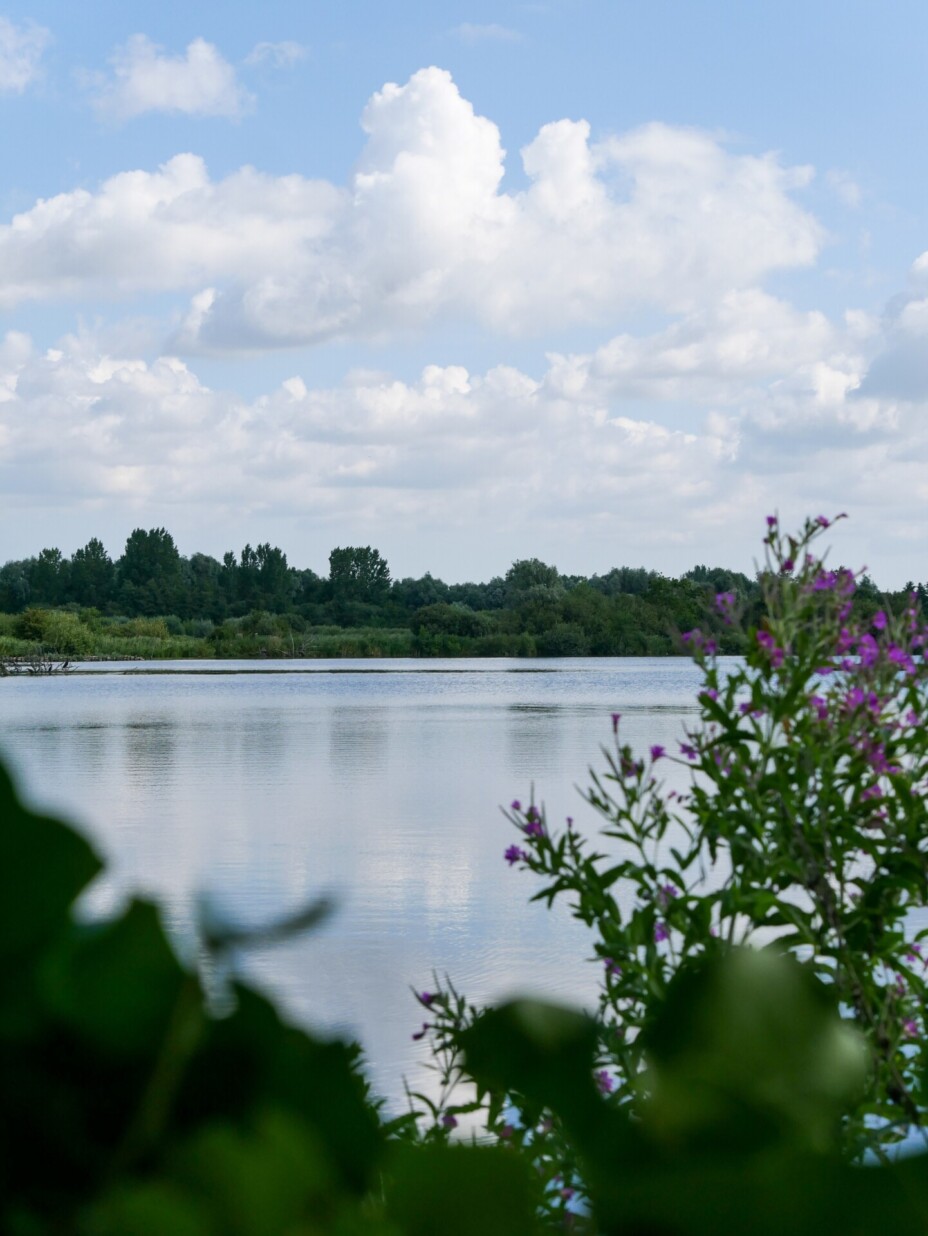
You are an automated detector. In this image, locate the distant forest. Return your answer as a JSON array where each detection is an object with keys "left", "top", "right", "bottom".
[{"left": 1, "top": 528, "right": 924, "bottom": 659}]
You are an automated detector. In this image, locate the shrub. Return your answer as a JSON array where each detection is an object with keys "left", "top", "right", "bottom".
[{"left": 416, "top": 515, "right": 928, "bottom": 1181}]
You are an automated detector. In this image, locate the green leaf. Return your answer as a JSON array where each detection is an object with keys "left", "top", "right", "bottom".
[
  {"left": 385, "top": 1144, "right": 542, "bottom": 1236},
  {"left": 460, "top": 999, "right": 598, "bottom": 1123},
  {"left": 0, "top": 763, "right": 101, "bottom": 962},
  {"left": 639, "top": 948, "right": 867, "bottom": 1156},
  {"left": 165, "top": 1109, "right": 337, "bottom": 1236},
  {"left": 178, "top": 984, "right": 382, "bottom": 1196},
  {"left": 39, "top": 899, "right": 188, "bottom": 1057},
  {"left": 80, "top": 1182, "right": 210, "bottom": 1236}
]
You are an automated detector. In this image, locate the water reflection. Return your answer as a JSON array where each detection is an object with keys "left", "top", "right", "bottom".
[{"left": 0, "top": 657, "right": 709, "bottom": 1106}]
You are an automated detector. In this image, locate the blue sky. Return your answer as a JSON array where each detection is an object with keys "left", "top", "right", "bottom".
[{"left": 0, "top": 1, "right": 926, "bottom": 584}]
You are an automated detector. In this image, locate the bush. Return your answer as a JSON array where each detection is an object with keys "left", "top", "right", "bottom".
[{"left": 416, "top": 514, "right": 928, "bottom": 1186}]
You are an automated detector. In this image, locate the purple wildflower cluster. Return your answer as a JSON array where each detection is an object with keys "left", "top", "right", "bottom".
[{"left": 681, "top": 628, "right": 718, "bottom": 657}]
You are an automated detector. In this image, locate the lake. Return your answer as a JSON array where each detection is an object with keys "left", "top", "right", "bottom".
[{"left": 0, "top": 656, "right": 707, "bottom": 1107}]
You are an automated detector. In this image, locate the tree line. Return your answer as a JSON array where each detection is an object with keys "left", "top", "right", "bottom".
[{"left": 0, "top": 527, "right": 923, "bottom": 657}]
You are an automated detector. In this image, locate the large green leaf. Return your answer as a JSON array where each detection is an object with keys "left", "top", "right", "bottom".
[
  {"left": 39, "top": 899, "right": 188, "bottom": 1056},
  {"left": 176, "top": 984, "right": 382, "bottom": 1196},
  {"left": 0, "top": 762, "right": 101, "bottom": 961},
  {"left": 386, "top": 1144, "right": 541, "bottom": 1236},
  {"left": 639, "top": 947, "right": 867, "bottom": 1155}
]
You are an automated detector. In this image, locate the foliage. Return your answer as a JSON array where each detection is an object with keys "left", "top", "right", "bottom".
[
  {"left": 6, "top": 750, "right": 928, "bottom": 1235},
  {"left": 329, "top": 545, "right": 392, "bottom": 604},
  {"left": 413, "top": 514, "right": 928, "bottom": 1190},
  {"left": 2, "top": 518, "right": 920, "bottom": 657},
  {"left": 6, "top": 514, "right": 928, "bottom": 1231}
]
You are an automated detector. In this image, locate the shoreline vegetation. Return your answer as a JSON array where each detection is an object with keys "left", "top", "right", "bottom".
[{"left": 1, "top": 527, "right": 924, "bottom": 662}]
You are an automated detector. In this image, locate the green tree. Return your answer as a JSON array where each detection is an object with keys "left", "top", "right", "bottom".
[
  {"left": 504, "top": 558, "right": 561, "bottom": 604},
  {"left": 328, "top": 546, "right": 391, "bottom": 602},
  {"left": 0, "top": 559, "right": 31, "bottom": 612},
  {"left": 69, "top": 539, "right": 115, "bottom": 609},
  {"left": 117, "top": 528, "right": 182, "bottom": 615},
  {"left": 29, "top": 548, "right": 69, "bottom": 606}
]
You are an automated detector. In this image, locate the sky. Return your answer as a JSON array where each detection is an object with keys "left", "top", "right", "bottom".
[{"left": 0, "top": 0, "right": 926, "bottom": 586}]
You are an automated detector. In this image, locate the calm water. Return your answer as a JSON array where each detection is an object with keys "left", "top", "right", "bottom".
[{"left": 0, "top": 656, "right": 706, "bottom": 1106}]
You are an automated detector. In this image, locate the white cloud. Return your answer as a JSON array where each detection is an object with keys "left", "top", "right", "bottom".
[
  {"left": 826, "top": 168, "right": 861, "bottom": 208},
  {"left": 92, "top": 35, "right": 251, "bottom": 120},
  {"left": 545, "top": 289, "right": 855, "bottom": 405},
  {"left": 0, "top": 323, "right": 923, "bottom": 583},
  {"left": 451, "top": 23, "right": 522, "bottom": 43},
  {"left": 0, "top": 16, "right": 49, "bottom": 93},
  {"left": 0, "top": 67, "right": 823, "bottom": 350},
  {"left": 0, "top": 154, "right": 343, "bottom": 306},
  {"left": 244, "top": 41, "right": 306, "bottom": 68}
]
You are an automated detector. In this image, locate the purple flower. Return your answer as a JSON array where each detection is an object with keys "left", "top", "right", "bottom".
[
  {"left": 611, "top": 712, "right": 621, "bottom": 733},
  {"left": 679, "top": 741, "right": 698, "bottom": 760},
  {"left": 656, "top": 883, "right": 679, "bottom": 910},
  {"left": 604, "top": 956, "right": 622, "bottom": 977},
  {"left": 412, "top": 1023, "right": 430, "bottom": 1041},
  {"left": 845, "top": 686, "right": 866, "bottom": 711},
  {"left": 441, "top": 1113, "right": 458, "bottom": 1129},
  {"left": 650, "top": 744, "right": 666, "bottom": 762},
  {"left": 713, "top": 592, "right": 736, "bottom": 624},
  {"left": 757, "top": 631, "right": 785, "bottom": 669},
  {"left": 872, "top": 611, "right": 887, "bottom": 631},
  {"left": 861, "top": 784, "right": 883, "bottom": 802},
  {"left": 812, "top": 570, "right": 837, "bottom": 592},
  {"left": 835, "top": 628, "right": 854, "bottom": 655},
  {"left": 858, "top": 634, "right": 879, "bottom": 667},
  {"left": 815, "top": 515, "right": 831, "bottom": 529},
  {"left": 906, "top": 709, "right": 920, "bottom": 728},
  {"left": 654, "top": 922, "right": 670, "bottom": 944},
  {"left": 781, "top": 558, "right": 795, "bottom": 574},
  {"left": 887, "top": 643, "right": 917, "bottom": 674},
  {"left": 504, "top": 844, "right": 527, "bottom": 866},
  {"left": 766, "top": 515, "right": 778, "bottom": 528},
  {"left": 595, "top": 1070, "right": 614, "bottom": 1095},
  {"left": 511, "top": 799, "right": 521, "bottom": 812},
  {"left": 560, "top": 1187, "right": 576, "bottom": 1200},
  {"left": 524, "top": 818, "right": 545, "bottom": 838},
  {"left": 701, "top": 687, "right": 719, "bottom": 703},
  {"left": 419, "top": 991, "right": 435, "bottom": 1006},
  {"left": 809, "top": 695, "right": 829, "bottom": 721},
  {"left": 904, "top": 1019, "right": 919, "bottom": 1038}
]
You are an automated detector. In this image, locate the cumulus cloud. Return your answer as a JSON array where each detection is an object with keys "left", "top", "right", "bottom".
[
  {"left": 0, "top": 67, "right": 822, "bottom": 349},
  {"left": 0, "top": 154, "right": 343, "bottom": 306},
  {"left": 92, "top": 35, "right": 251, "bottom": 120},
  {"left": 854, "top": 251, "right": 928, "bottom": 401},
  {"left": 244, "top": 41, "right": 306, "bottom": 68},
  {"left": 0, "top": 16, "right": 49, "bottom": 93},
  {"left": 0, "top": 324, "right": 923, "bottom": 582},
  {"left": 545, "top": 289, "right": 851, "bottom": 405}
]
